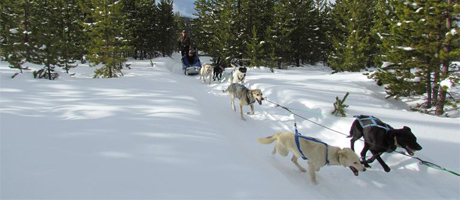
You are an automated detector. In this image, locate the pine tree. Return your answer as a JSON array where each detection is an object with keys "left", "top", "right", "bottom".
[
  {"left": 271, "top": 0, "right": 318, "bottom": 67},
  {"left": 58, "top": 0, "right": 85, "bottom": 73},
  {"left": 192, "top": 0, "right": 213, "bottom": 55},
  {"left": 374, "top": 0, "right": 459, "bottom": 115},
  {"left": 193, "top": 0, "right": 238, "bottom": 65},
  {"left": 80, "top": 0, "right": 131, "bottom": 78},
  {"left": 239, "top": 0, "right": 274, "bottom": 61},
  {"left": 122, "top": 0, "right": 158, "bottom": 59},
  {"left": 0, "top": 0, "right": 27, "bottom": 74},
  {"left": 312, "top": 0, "right": 333, "bottom": 65},
  {"left": 436, "top": 0, "right": 460, "bottom": 115},
  {"left": 31, "top": 0, "right": 65, "bottom": 80},
  {"left": 157, "top": 0, "right": 175, "bottom": 57},
  {"left": 376, "top": 0, "right": 426, "bottom": 98},
  {"left": 246, "top": 26, "right": 264, "bottom": 67},
  {"left": 329, "top": 0, "right": 376, "bottom": 72}
]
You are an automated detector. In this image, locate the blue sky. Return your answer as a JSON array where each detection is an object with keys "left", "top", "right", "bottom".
[{"left": 172, "top": 0, "right": 197, "bottom": 18}]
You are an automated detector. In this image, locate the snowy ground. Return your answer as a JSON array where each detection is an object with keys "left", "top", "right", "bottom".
[{"left": 1, "top": 53, "right": 459, "bottom": 199}]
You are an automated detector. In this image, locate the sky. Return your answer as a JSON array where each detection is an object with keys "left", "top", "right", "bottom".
[
  {"left": 173, "top": 0, "right": 197, "bottom": 18},
  {"left": 173, "top": 0, "right": 336, "bottom": 18}
]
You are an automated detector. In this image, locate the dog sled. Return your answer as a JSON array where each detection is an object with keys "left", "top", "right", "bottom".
[
  {"left": 182, "top": 62, "right": 201, "bottom": 75},
  {"left": 182, "top": 50, "right": 201, "bottom": 75}
]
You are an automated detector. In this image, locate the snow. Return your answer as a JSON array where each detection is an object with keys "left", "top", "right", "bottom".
[
  {"left": 398, "top": 46, "right": 415, "bottom": 51},
  {"left": 441, "top": 78, "right": 453, "bottom": 89},
  {"left": 9, "top": 29, "right": 18, "bottom": 34},
  {"left": 1, "top": 53, "right": 459, "bottom": 199}
]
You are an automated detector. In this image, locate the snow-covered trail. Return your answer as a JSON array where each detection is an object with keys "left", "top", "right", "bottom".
[
  {"left": 0, "top": 55, "right": 306, "bottom": 199},
  {"left": 1, "top": 54, "right": 459, "bottom": 199}
]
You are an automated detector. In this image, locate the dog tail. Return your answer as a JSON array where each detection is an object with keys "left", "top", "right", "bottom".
[{"left": 257, "top": 133, "right": 282, "bottom": 144}]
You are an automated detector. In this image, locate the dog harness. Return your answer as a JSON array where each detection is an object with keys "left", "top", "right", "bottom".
[
  {"left": 354, "top": 115, "right": 391, "bottom": 131},
  {"left": 294, "top": 124, "right": 329, "bottom": 166},
  {"left": 233, "top": 85, "right": 255, "bottom": 104}
]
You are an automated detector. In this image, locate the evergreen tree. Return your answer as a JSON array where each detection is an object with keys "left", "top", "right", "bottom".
[
  {"left": 192, "top": 0, "right": 213, "bottom": 55},
  {"left": 329, "top": 0, "right": 376, "bottom": 72},
  {"left": 436, "top": 0, "right": 460, "bottom": 115},
  {"left": 80, "top": 0, "right": 131, "bottom": 78},
  {"left": 312, "top": 0, "right": 333, "bottom": 65},
  {"left": 157, "top": 0, "right": 175, "bottom": 57},
  {"left": 193, "top": 0, "right": 238, "bottom": 65},
  {"left": 32, "top": 0, "right": 65, "bottom": 80},
  {"left": 246, "top": 26, "right": 264, "bottom": 67},
  {"left": 373, "top": 0, "right": 459, "bottom": 115},
  {"left": 121, "top": 0, "right": 158, "bottom": 60},
  {"left": 58, "top": 0, "right": 86, "bottom": 73},
  {"left": 0, "top": 0, "right": 27, "bottom": 73},
  {"left": 272, "top": 0, "right": 317, "bottom": 66},
  {"left": 371, "top": 0, "right": 395, "bottom": 67},
  {"left": 239, "top": 0, "right": 274, "bottom": 61}
]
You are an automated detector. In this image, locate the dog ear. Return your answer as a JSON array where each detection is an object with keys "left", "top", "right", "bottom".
[
  {"left": 338, "top": 149, "right": 348, "bottom": 167},
  {"left": 388, "top": 129, "right": 401, "bottom": 136},
  {"left": 403, "top": 126, "right": 411, "bottom": 131}
]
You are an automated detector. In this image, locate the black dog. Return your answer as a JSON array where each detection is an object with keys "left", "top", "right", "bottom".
[
  {"left": 348, "top": 115, "right": 422, "bottom": 172},
  {"left": 213, "top": 65, "right": 224, "bottom": 81}
]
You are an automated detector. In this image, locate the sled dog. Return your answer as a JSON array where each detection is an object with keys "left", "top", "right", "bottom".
[
  {"left": 230, "top": 63, "right": 247, "bottom": 84},
  {"left": 213, "top": 65, "right": 224, "bottom": 81},
  {"left": 222, "top": 83, "right": 263, "bottom": 121},
  {"left": 258, "top": 132, "right": 365, "bottom": 185},
  {"left": 348, "top": 115, "right": 422, "bottom": 172},
  {"left": 200, "top": 63, "right": 213, "bottom": 84}
]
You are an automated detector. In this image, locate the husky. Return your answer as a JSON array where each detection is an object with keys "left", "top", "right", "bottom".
[
  {"left": 222, "top": 83, "right": 263, "bottom": 121},
  {"left": 200, "top": 63, "right": 213, "bottom": 84},
  {"left": 258, "top": 132, "right": 365, "bottom": 185},
  {"left": 230, "top": 63, "right": 247, "bottom": 84}
]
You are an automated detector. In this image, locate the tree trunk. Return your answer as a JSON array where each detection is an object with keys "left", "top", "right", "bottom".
[
  {"left": 435, "top": 0, "right": 453, "bottom": 115},
  {"left": 425, "top": 66, "right": 432, "bottom": 108}
]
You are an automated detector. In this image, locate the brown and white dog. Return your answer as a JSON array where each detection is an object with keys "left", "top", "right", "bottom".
[
  {"left": 222, "top": 83, "right": 263, "bottom": 121},
  {"left": 258, "top": 132, "right": 365, "bottom": 185},
  {"left": 200, "top": 63, "right": 213, "bottom": 84}
]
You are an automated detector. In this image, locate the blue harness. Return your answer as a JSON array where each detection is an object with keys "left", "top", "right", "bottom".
[
  {"left": 354, "top": 115, "right": 391, "bottom": 131},
  {"left": 294, "top": 124, "right": 329, "bottom": 166}
]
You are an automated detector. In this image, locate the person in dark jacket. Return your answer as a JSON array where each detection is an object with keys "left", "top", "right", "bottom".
[{"left": 178, "top": 30, "right": 191, "bottom": 57}]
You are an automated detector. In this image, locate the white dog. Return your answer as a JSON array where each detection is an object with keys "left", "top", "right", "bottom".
[
  {"left": 230, "top": 63, "right": 247, "bottom": 84},
  {"left": 258, "top": 132, "right": 365, "bottom": 185},
  {"left": 200, "top": 63, "right": 213, "bottom": 84}
]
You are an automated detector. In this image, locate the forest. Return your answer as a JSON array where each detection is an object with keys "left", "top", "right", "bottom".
[{"left": 1, "top": 0, "right": 459, "bottom": 115}]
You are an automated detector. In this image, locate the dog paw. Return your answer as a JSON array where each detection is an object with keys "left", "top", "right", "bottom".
[
  {"left": 300, "top": 168, "right": 307, "bottom": 173},
  {"left": 246, "top": 112, "right": 255, "bottom": 115},
  {"left": 384, "top": 167, "right": 391, "bottom": 173}
]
